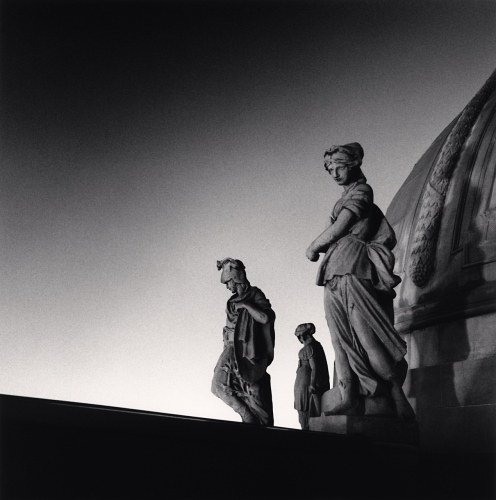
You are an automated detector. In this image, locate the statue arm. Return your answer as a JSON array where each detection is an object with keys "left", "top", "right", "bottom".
[
  {"left": 309, "top": 356, "right": 317, "bottom": 394},
  {"left": 236, "top": 302, "right": 271, "bottom": 324},
  {"left": 325, "top": 215, "right": 334, "bottom": 229},
  {"left": 306, "top": 208, "right": 356, "bottom": 261}
]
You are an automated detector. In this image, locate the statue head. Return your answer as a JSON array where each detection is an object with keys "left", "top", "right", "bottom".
[
  {"left": 294, "top": 323, "right": 316, "bottom": 344},
  {"left": 217, "top": 258, "right": 249, "bottom": 285},
  {"left": 323, "top": 142, "right": 366, "bottom": 186},
  {"left": 324, "top": 142, "right": 364, "bottom": 168}
]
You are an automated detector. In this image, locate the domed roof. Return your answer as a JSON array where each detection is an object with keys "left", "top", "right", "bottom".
[{"left": 387, "top": 69, "right": 496, "bottom": 332}]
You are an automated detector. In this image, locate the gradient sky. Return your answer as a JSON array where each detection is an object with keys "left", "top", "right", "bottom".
[{"left": 1, "top": 0, "right": 495, "bottom": 429}]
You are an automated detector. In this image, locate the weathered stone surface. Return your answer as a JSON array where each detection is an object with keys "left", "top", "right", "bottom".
[
  {"left": 404, "top": 313, "right": 496, "bottom": 369},
  {"left": 321, "top": 387, "right": 396, "bottom": 416},
  {"left": 440, "top": 356, "right": 496, "bottom": 407},
  {"left": 404, "top": 366, "right": 442, "bottom": 411},
  {"left": 309, "top": 414, "right": 419, "bottom": 446}
]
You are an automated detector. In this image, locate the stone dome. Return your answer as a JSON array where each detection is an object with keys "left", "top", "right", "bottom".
[{"left": 387, "top": 69, "right": 496, "bottom": 333}]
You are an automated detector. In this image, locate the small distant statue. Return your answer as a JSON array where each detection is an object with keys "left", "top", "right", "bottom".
[
  {"left": 211, "top": 258, "right": 275, "bottom": 426},
  {"left": 293, "top": 323, "right": 330, "bottom": 430},
  {"left": 305, "top": 143, "right": 415, "bottom": 420}
]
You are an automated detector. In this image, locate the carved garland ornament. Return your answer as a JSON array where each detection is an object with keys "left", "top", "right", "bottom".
[{"left": 409, "top": 69, "right": 496, "bottom": 287}]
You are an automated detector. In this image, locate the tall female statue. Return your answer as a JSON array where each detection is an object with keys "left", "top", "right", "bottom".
[{"left": 305, "top": 143, "right": 414, "bottom": 420}]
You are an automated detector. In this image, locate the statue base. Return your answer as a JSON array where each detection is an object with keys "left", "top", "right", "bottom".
[
  {"left": 313, "top": 387, "right": 419, "bottom": 446},
  {"left": 309, "top": 414, "right": 419, "bottom": 446},
  {"left": 321, "top": 387, "right": 397, "bottom": 416}
]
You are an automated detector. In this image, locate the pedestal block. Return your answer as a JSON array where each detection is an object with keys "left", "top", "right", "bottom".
[
  {"left": 321, "top": 387, "right": 396, "bottom": 416},
  {"left": 309, "top": 414, "right": 419, "bottom": 446}
]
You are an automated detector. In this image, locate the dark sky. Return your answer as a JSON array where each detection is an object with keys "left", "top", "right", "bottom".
[
  {"left": 1, "top": 0, "right": 495, "bottom": 426},
  {"left": 4, "top": 0, "right": 494, "bottom": 169}
]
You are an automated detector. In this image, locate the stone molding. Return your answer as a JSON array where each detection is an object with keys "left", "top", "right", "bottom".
[{"left": 394, "top": 282, "right": 496, "bottom": 333}]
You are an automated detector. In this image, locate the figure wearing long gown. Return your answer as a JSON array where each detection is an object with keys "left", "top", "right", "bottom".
[
  {"left": 293, "top": 323, "right": 330, "bottom": 430},
  {"left": 306, "top": 143, "right": 415, "bottom": 420}
]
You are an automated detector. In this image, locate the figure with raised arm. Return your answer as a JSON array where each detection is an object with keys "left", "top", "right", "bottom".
[
  {"left": 293, "top": 323, "right": 330, "bottom": 430},
  {"left": 211, "top": 258, "right": 275, "bottom": 426},
  {"left": 306, "top": 143, "right": 414, "bottom": 420}
]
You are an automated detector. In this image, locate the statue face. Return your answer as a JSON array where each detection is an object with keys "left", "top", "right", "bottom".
[
  {"left": 225, "top": 279, "right": 237, "bottom": 293},
  {"left": 324, "top": 152, "right": 354, "bottom": 186},
  {"left": 297, "top": 334, "right": 313, "bottom": 345}
]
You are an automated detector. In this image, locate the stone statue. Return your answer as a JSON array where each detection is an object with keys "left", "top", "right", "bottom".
[
  {"left": 211, "top": 258, "right": 275, "bottom": 426},
  {"left": 305, "top": 143, "right": 415, "bottom": 420},
  {"left": 293, "top": 323, "right": 330, "bottom": 430}
]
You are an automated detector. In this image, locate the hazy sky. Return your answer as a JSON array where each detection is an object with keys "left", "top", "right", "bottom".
[{"left": 1, "top": 0, "right": 495, "bottom": 429}]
